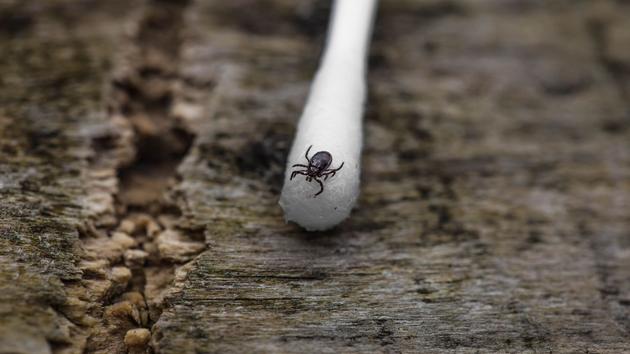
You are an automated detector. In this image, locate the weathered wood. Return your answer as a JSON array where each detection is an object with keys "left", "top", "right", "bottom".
[
  {"left": 0, "top": 1, "right": 144, "bottom": 353},
  {"left": 1, "top": 0, "right": 629, "bottom": 353}
]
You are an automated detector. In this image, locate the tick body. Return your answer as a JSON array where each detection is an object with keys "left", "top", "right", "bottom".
[{"left": 290, "top": 145, "right": 344, "bottom": 197}]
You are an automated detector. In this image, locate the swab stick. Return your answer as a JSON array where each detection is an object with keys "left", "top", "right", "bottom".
[{"left": 280, "top": 0, "right": 378, "bottom": 231}]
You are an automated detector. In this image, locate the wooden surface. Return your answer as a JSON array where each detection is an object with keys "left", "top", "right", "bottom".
[{"left": 1, "top": 0, "right": 629, "bottom": 353}]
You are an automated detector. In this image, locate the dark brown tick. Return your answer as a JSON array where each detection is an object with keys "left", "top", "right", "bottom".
[{"left": 290, "top": 145, "right": 345, "bottom": 197}]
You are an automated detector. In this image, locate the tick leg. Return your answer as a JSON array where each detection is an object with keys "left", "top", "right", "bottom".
[
  {"left": 305, "top": 145, "right": 313, "bottom": 162},
  {"left": 290, "top": 170, "right": 307, "bottom": 180},
  {"left": 327, "top": 161, "right": 344, "bottom": 172},
  {"left": 292, "top": 164, "right": 308, "bottom": 168},
  {"left": 321, "top": 165, "right": 343, "bottom": 181},
  {"left": 313, "top": 177, "right": 324, "bottom": 197}
]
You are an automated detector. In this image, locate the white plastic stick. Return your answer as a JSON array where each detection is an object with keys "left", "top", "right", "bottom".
[{"left": 279, "top": 0, "right": 378, "bottom": 231}]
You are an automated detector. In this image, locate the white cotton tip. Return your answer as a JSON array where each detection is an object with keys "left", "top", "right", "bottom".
[
  {"left": 279, "top": 149, "right": 360, "bottom": 231},
  {"left": 279, "top": 104, "right": 363, "bottom": 231},
  {"left": 279, "top": 0, "right": 377, "bottom": 231}
]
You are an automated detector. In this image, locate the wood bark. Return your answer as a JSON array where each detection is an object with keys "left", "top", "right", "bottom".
[{"left": 1, "top": 0, "right": 629, "bottom": 353}]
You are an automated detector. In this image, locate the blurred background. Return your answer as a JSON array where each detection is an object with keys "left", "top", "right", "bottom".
[{"left": 1, "top": 1, "right": 629, "bottom": 353}]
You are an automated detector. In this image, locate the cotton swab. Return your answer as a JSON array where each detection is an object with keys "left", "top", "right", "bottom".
[{"left": 279, "top": 0, "right": 378, "bottom": 231}]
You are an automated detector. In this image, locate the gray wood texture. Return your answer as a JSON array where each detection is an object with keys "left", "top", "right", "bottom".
[{"left": 1, "top": 0, "right": 629, "bottom": 353}]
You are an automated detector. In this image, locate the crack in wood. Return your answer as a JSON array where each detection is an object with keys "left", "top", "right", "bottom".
[{"left": 62, "top": 0, "right": 206, "bottom": 353}]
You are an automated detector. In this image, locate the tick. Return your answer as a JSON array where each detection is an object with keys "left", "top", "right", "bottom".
[{"left": 290, "top": 145, "right": 345, "bottom": 197}]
